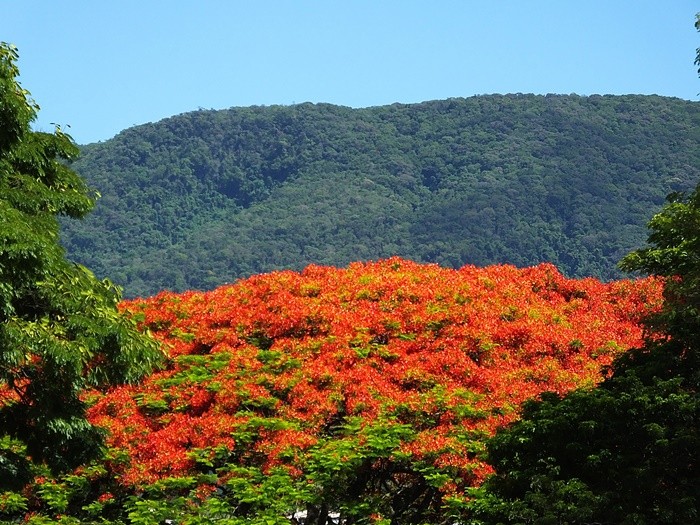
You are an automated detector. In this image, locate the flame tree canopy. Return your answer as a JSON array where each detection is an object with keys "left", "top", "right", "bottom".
[{"left": 1, "top": 258, "right": 661, "bottom": 524}]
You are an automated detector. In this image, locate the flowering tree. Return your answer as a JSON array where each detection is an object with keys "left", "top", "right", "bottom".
[{"left": 1, "top": 258, "right": 660, "bottom": 523}]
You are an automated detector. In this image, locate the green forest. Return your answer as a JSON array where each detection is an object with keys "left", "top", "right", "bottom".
[{"left": 60, "top": 94, "right": 700, "bottom": 297}]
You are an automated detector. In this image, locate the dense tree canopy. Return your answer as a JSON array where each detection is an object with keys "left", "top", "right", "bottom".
[
  {"left": 0, "top": 43, "right": 162, "bottom": 490},
  {"left": 60, "top": 94, "right": 700, "bottom": 297},
  {"left": 0, "top": 259, "right": 661, "bottom": 523}
]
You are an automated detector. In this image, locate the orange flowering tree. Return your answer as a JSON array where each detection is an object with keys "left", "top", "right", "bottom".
[{"left": 1, "top": 259, "right": 661, "bottom": 524}]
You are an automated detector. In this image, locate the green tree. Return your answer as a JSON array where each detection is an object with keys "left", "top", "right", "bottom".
[
  {"left": 470, "top": 364, "right": 698, "bottom": 524},
  {"left": 0, "top": 43, "right": 162, "bottom": 490},
  {"left": 696, "top": 13, "right": 700, "bottom": 76}
]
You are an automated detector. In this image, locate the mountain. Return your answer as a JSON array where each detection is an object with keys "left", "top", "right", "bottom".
[{"left": 60, "top": 94, "right": 700, "bottom": 297}]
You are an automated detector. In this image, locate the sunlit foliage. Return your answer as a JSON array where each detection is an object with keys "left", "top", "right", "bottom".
[{"left": 1, "top": 259, "right": 660, "bottom": 524}]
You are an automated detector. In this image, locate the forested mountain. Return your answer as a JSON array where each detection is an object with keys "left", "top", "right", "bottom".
[{"left": 60, "top": 94, "right": 700, "bottom": 297}]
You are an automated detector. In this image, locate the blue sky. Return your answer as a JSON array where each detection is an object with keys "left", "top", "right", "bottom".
[{"left": 3, "top": 1, "right": 698, "bottom": 144}]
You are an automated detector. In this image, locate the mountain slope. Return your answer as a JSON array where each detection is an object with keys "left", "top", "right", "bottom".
[{"left": 60, "top": 94, "right": 700, "bottom": 297}]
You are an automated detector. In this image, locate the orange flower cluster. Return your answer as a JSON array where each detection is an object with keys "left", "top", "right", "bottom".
[{"left": 88, "top": 258, "right": 661, "bottom": 492}]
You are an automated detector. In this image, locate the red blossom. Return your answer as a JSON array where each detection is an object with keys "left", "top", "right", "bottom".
[{"left": 87, "top": 259, "right": 661, "bottom": 497}]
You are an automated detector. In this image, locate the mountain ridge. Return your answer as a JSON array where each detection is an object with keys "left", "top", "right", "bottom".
[{"left": 60, "top": 94, "right": 700, "bottom": 297}]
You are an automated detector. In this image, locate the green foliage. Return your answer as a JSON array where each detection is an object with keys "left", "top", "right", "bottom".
[
  {"left": 301, "top": 417, "right": 433, "bottom": 524},
  {"left": 0, "top": 416, "right": 458, "bottom": 524},
  {"left": 0, "top": 42, "right": 163, "bottom": 489},
  {"left": 471, "top": 369, "right": 699, "bottom": 524},
  {"left": 60, "top": 94, "right": 700, "bottom": 297},
  {"left": 696, "top": 13, "right": 700, "bottom": 76},
  {"left": 620, "top": 187, "right": 700, "bottom": 350}
]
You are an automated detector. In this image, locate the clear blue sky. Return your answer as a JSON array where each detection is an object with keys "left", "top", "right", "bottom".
[{"left": 3, "top": 1, "right": 698, "bottom": 144}]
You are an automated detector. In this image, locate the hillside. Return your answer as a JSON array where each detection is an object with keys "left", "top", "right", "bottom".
[
  {"left": 2, "top": 259, "right": 662, "bottom": 523},
  {"left": 60, "top": 94, "right": 700, "bottom": 297}
]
